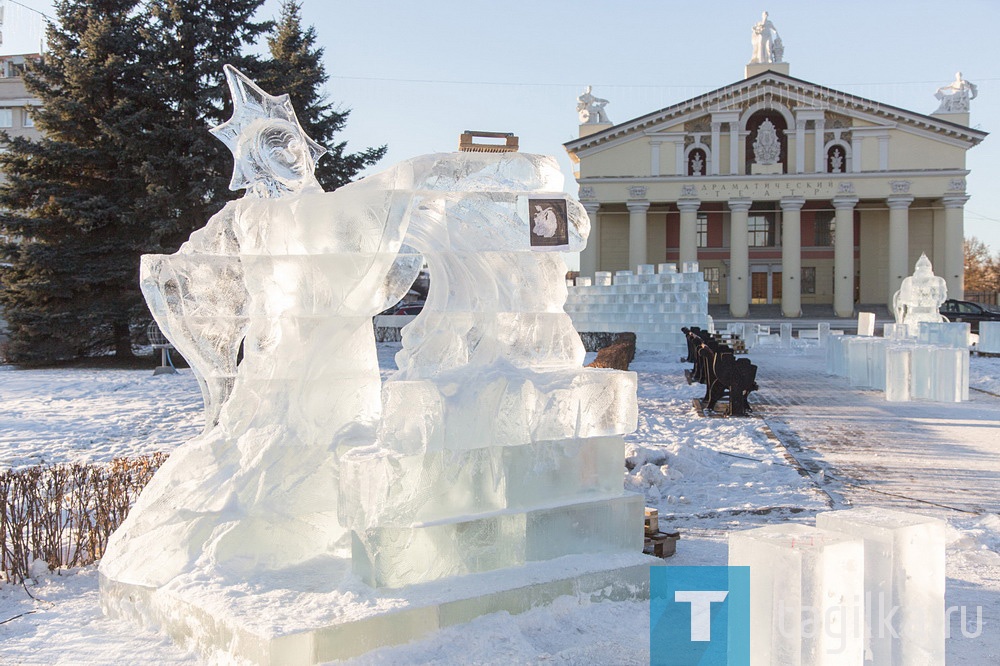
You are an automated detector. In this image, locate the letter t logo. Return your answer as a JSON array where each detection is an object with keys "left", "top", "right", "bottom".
[{"left": 674, "top": 590, "right": 729, "bottom": 641}]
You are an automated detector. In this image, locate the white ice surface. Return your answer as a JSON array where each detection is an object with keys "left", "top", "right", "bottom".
[{"left": 2, "top": 346, "right": 1000, "bottom": 663}]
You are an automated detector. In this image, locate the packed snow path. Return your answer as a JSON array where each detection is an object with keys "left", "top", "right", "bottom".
[{"left": 753, "top": 345, "right": 1000, "bottom": 520}]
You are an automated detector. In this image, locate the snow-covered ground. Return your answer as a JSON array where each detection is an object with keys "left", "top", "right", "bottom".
[{"left": 1, "top": 344, "right": 999, "bottom": 664}]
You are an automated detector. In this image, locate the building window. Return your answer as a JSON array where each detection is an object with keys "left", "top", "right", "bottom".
[
  {"left": 748, "top": 214, "right": 776, "bottom": 247},
  {"left": 814, "top": 212, "right": 834, "bottom": 246},
  {"left": 22, "top": 109, "right": 33, "bottom": 128},
  {"left": 0, "top": 110, "right": 12, "bottom": 128},
  {"left": 704, "top": 266, "right": 721, "bottom": 295},
  {"left": 696, "top": 213, "right": 708, "bottom": 247},
  {"left": 802, "top": 267, "right": 816, "bottom": 294}
]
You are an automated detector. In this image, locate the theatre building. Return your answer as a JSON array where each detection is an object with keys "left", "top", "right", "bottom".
[{"left": 564, "top": 22, "right": 986, "bottom": 318}]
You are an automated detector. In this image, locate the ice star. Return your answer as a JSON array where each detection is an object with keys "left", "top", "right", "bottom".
[{"left": 210, "top": 64, "right": 326, "bottom": 197}]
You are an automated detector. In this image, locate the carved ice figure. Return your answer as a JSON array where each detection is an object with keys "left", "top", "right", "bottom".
[
  {"left": 577, "top": 85, "right": 610, "bottom": 124},
  {"left": 750, "top": 11, "right": 781, "bottom": 64},
  {"left": 892, "top": 253, "right": 947, "bottom": 327},
  {"left": 100, "top": 66, "right": 422, "bottom": 587},
  {"left": 102, "top": 66, "right": 641, "bottom": 602},
  {"left": 934, "top": 71, "right": 977, "bottom": 113},
  {"left": 752, "top": 118, "right": 781, "bottom": 165}
]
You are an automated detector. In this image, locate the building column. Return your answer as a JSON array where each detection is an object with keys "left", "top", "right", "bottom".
[
  {"left": 887, "top": 195, "right": 914, "bottom": 307},
  {"left": 795, "top": 119, "right": 807, "bottom": 173},
  {"left": 729, "top": 122, "right": 740, "bottom": 175},
  {"left": 780, "top": 197, "right": 805, "bottom": 317},
  {"left": 728, "top": 198, "right": 753, "bottom": 317},
  {"left": 627, "top": 200, "right": 650, "bottom": 272},
  {"left": 851, "top": 134, "right": 863, "bottom": 172},
  {"left": 677, "top": 199, "right": 701, "bottom": 267},
  {"left": 833, "top": 196, "right": 859, "bottom": 318},
  {"left": 710, "top": 122, "right": 721, "bottom": 175},
  {"left": 670, "top": 138, "right": 685, "bottom": 175},
  {"left": 649, "top": 140, "right": 662, "bottom": 176},
  {"left": 580, "top": 201, "right": 601, "bottom": 277},
  {"left": 813, "top": 118, "right": 826, "bottom": 173},
  {"left": 942, "top": 195, "right": 970, "bottom": 300}
]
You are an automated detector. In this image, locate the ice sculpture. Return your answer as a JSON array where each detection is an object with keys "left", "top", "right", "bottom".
[
  {"left": 100, "top": 66, "right": 421, "bottom": 586},
  {"left": 101, "top": 67, "right": 647, "bottom": 662},
  {"left": 892, "top": 253, "right": 947, "bottom": 327}
]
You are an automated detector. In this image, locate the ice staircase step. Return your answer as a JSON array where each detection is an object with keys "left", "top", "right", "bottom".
[{"left": 352, "top": 493, "right": 645, "bottom": 588}]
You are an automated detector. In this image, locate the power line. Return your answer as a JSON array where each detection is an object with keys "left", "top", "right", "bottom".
[
  {"left": 6, "top": 0, "right": 52, "bottom": 21},
  {"left": 328, "top": 74, "right": 1000, "bottom": 90}
]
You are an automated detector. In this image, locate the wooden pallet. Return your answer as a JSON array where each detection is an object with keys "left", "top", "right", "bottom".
[
  {"left": 643, "top": 508, "right": 679, "bottom": 558},
  {"left": 644, "top": 531, "right": 680, "bottom": 558}
]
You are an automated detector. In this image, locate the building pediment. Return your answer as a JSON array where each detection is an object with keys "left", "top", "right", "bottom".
[{"left": 565, "top": 71, "right": 987, "bottom": 156}]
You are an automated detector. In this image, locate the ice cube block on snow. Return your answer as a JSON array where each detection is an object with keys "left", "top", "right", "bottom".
[
  {"left": 816, "top": 508, "right": 946, "bottom": 666},
  {"left": 729, "top": 523, "right": 864, "bottom": 666}
]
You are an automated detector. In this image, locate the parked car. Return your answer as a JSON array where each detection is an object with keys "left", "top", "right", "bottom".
[
  {"left": 939, "top": 299, "right": 1000, "bottom": 333},
  {"left": 392, "top": 302, "right": 425, "bottom": 316}
]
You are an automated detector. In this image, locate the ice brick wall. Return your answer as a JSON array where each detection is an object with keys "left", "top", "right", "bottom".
[{"left": 564, "top": 263, "right": 709, "bottom": 354}]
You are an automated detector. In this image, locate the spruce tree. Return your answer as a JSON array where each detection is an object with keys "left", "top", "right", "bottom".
[
  {"left": 139, "top": 0, "right": 271, "bottom": 251},
  {"left": 0, "top": 0, "right": 155, "bottom": 363},
  {"left": 258, "top": 1, "right": 385, "bottom": 191}
]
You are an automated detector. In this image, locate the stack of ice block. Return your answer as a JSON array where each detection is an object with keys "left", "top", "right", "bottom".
[
  {"left": 829, "top": 330, "right": 968, "bottom": 402},
  {"left": 845, "top": 337, "right": 886, "bottom": 390},
  {"left": 980, "top": 321, "right": 1000, "bottom": 353},
  {"left": 918, "top": 322, "right": 970, "bottom": 348},
  {"left": 857, "top": 312, "right": 876, "bottom": 336},
  {"left": 817, "top": 322, "right": 830, "bottom": 347},
  {"left": 729, "top": 524, "right": 865, "bottom": 664},
  {"left": 340, "top": 152, "right": 645, "bottom": 589},
  {"left": 730, "top": 508, "right": 946, "bottom": 666},
  {"left": 816, "top": 508, "right": 946, "bottom": 665},
  {"left": 780, "top": 323, "right": 793, "bottom": 346},
  {"left": 563, "top": 262, "right": 710, "bottom": 355}
]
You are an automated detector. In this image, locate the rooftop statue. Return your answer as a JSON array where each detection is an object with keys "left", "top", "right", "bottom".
[
  {"left": 934, "top": 71, "right": 977, "bottom": 113},
  {"left": 577, "top": 85, "right": 611, "bottom": 124},
  {"left": 892, "top": 253, "right": 948, "bottom": 327},
  {"left": 750, "top": 11, "right": 782, "bottom": 64}
]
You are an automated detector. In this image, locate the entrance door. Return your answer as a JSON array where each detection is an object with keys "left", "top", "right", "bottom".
[
  {"left": 751, "top": 272, "right": 768, "bottom": 304},
  {"left": 771, "top": 271, "right": 782, "bottom": 304}
]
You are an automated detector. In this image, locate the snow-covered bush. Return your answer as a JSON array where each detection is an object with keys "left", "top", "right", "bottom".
[{"left": 0, "top": 454, "right": 164, "bottom": 584}]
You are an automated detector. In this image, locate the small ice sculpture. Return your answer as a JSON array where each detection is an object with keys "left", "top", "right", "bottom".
[
  {"left": 892, "top": 253, "right": 947, "bottom": 327},
  {"left": 102, "top": 64, "right": 642, "bottom": 623}
]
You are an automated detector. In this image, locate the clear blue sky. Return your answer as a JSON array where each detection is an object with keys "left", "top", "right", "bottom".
[{"left": 18, "top": 0, "right": 1000, "bottom": 255}]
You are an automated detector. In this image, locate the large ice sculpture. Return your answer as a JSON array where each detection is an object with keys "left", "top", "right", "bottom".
[
  {"left": 101, "top": 67, "right": 647, "bottom": 662},
  {"left": 892, "top": 253, "right": 947, "bottom": 327}
]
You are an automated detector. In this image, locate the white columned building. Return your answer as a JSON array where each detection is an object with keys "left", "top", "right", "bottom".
[{"left": 565, "top": 15, "right": 986, "bottom": 318}]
